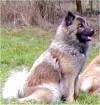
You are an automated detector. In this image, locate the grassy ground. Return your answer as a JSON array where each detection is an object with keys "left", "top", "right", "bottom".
[{"left": 0, "top": 27, "right": 100, "bottom": 105}]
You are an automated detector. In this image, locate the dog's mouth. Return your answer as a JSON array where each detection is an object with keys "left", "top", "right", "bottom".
[
  {"left": 87, "top": 36, "right": 92, "bottom": 41},
  {"left": 76, "top": 28, "right": 94, "bottom": 43}
]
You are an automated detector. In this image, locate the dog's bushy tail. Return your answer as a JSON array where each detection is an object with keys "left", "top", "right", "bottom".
[{"left": 3, "top": 70, "right": 28, "bottom": 99}]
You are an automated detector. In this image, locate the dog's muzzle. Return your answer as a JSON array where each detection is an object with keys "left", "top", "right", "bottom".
[{"left": 82, "top": 28, "right": 94, "bottom": 41}]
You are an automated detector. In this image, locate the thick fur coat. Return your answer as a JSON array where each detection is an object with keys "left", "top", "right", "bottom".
[{"left": 3, "top": 12, "right": 94, "bottom": 103}]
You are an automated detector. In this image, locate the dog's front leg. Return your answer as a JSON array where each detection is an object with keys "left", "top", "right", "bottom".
[
  {"left": 61, "top": 71, "right": 78, "bottom": 102},
  {"left": 60, "top": 74, "right": 75, "bottom": 102},
  {"left": 65, "top": 73, "right": 76, "bottom": 102}
]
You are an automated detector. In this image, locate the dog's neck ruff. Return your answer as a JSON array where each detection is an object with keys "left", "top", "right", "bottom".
[
  {"left": 52, "top": 36, "right": 89, "bottom": 56},
  {"left": 49, "top": 41, "right": 86, "bottom": 72},
  {"left": 50, "top": 40, "right": 86, "bottom": 58}
]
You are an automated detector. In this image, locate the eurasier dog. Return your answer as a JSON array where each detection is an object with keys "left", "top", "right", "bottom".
[
  {"left": 3, "top": 11, "right": 94, "bottom": 103},
  {"left": 78, "top": 55, "right": 100, "bottom": 94}
]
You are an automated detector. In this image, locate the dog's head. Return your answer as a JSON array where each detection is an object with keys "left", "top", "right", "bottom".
[{"left": 64, "top": 11, "right": 94, "bottom": 43}]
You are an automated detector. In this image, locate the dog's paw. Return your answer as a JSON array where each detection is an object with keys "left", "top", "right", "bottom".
[{"left": 66, "top": 96, "right": 74, "bottom": 102}]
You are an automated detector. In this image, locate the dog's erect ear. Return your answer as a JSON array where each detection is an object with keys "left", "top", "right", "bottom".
[{"left": 65, "top": 11, "right": 75, "bottom": 26}]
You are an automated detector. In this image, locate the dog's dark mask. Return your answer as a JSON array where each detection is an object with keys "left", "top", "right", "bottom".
[
  {"left": 76, "top": 27, "right": 94, "bottom": 43},
  {"left": 76, "top": 17, "right": 94, "bottom": 43}
]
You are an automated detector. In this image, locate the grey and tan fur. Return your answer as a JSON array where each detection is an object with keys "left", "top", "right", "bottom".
[
  {"left": 3, "top": 11, "right": 94, "bottom": 103},
  {"left": 78, "top": 55, "right": 100, "bottom": 94}
]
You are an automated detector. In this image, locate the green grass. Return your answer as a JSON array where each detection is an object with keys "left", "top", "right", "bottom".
[{"left": 0, "top": 27, "right": 100, "bottom": 105}]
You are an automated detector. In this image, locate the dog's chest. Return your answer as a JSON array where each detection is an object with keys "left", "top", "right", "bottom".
[{"left": 49, "top": 41, "right": 86, "bottom": 71}]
